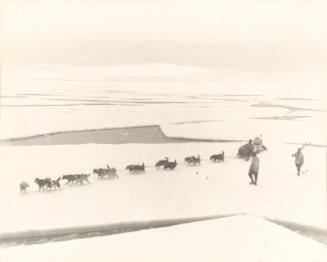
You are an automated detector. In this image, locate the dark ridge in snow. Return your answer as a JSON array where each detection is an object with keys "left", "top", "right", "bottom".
[
  {"left": 251, "top": 102, "right": 324, "bottom": 112},
  {"left": 223, "top": 94, "right": 262, "bottom": 97},
  {"left": 265, "top": 217, "right": 327, "bottom": 245},
  {"left": 0, "top": 125, "right": 244, "bottom": 146},
  {"left": 1, "top": 103, "right": 117, "bottom": 107},
  {"left": 172, "top": 119, "right": 222, "bottom": 125},
  {"left": 277, "top": 97, "right": 318, "bottom": 101},
  {"left": 0, "top": 213, "right": 242, "bottom": 247},
  {"left": 1, "top": 214, "right": 325, "bottom": 247},
  {"left": 252, "top": 115, "right": 311, "bottom": 121},
  {"left": 1, "top": 101, "right": 208, "bottom": 107}
]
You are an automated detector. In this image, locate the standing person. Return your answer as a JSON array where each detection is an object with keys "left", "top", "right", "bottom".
[
  {"left": 292, "top": 148, "right": 304, "bottom": 176},
  {"left": 248, "top": 152, "right": 260, "bottom": 185}
]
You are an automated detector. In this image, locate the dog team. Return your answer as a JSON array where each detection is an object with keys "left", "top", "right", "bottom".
[{"left": 19, "top": 151, "right": 225, "bottom": 195}]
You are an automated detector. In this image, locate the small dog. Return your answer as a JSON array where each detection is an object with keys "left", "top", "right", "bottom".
[
  {"left": 62, "top": 174, "right": 90, "bottom": 185},
  {"left": 34, "top": 177, "right": 51, "bottom": 191},
  {"left": 155, "top": 157, "right": 169, "bottom": 169},
  {"left": 75, "top": 174, "right": 91, "bottom": 185},
  {"left": 126, "top": 163, "right": 145, "bottom": 174},
  {"left": 106, "top": 167, "right": 118, "bottom": 179},
  {"left": 164, "top": 160, "right": 177, "bottom": 170},
  {"left": 94, "top": 166, "right": 118, "bottom": 179},
  {"left": 50, "top": 177, "right": 61, "bottom": 189},
  {"left": 19, "top": 181, "right": 29, "bottom": 195},
  {"left": 62, "top": 174, "right": 78, "bottom": 184},
  {"left": 184, "top": 155, "right": 201, "bottom": 166},
  {"left": 210, "top": 151, "right": 224, "bottom": 162}
]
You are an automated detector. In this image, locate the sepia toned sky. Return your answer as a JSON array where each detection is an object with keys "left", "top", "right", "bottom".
[{"left": 1, "top": 0, "right": 326, "bottom": 80}]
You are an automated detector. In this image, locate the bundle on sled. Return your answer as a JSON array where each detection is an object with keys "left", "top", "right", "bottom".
[{"left": 237, "top": 136, "right": 267, "bottom": 160}]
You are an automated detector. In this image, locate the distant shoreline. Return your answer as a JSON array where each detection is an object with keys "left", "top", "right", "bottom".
[{"left": 0, "top": 125, "right": 245, "bottom": 146}]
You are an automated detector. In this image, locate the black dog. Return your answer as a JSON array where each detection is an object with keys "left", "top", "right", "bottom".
[
  {"left": 62, "top": 174, "right": 78, "bottom": 184},
  {"left": 164, "top": 160, "right": 177, "bottom": 170},
  {"left": 102, "top": 165, "right": 119, "bottom": 179},
  {"left": 155, "top": 157, "right": 169, "bottom": 169},
  {"left": 126, "top": 165, "right": 137, "bottom": 172},
  {"left": 126, "top": 163, "right": 145, "bottom": 174},
  {"left": 93, "top": 166, "right": 118, "bottom": 179},
  {"left": 34, "top": 178, "right": 51, "bottom": 191},
  {"left": 184, "top": 155, "right": 201, "bottom": 166},
  {"left": 210, "top": 151, "right": 224, "bottom": 162},
  {"left": 107, "top": 167, "right": 118, "bottom": 179},
  {"left": 75, "top": 174, "right": 91, "bottom": 185},
  {"left": 93, "top": 168, "right": 108, "bottom": 178}
]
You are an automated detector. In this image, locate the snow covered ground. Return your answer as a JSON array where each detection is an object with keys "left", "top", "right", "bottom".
[
  {"left": 1, "top": 215, "right": 326, "bottom": 262},
  {"left": 0, "top": 142, "right": 325, "bottom": 235},
  {"left": 0, "top": 78, "right": 326, "bottom": 261}
]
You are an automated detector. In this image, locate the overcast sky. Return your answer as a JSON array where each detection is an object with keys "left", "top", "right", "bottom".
[{"left": 1, "top": 0, "right": 326, "bottom": 79}]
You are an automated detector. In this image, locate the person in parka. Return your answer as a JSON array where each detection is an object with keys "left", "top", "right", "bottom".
[{"left": 292, "top": 148, "right": 304, "bottom": 176}]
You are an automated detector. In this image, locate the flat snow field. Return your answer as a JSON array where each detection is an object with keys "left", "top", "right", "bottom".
[
  {"left": 0, "top": 142, "right": 325, "bottom": 235},
  {"left": 0, "top": 82, "right": 326, "bottom": 260}
]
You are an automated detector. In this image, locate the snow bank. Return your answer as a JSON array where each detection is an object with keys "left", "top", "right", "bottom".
[{"left": 1, "top": 215, "right": 326, "bottom": 262}]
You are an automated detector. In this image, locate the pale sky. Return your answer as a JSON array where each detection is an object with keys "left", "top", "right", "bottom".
[{"left": 1, "top": 0, "right": 326, "bottom": 79}]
